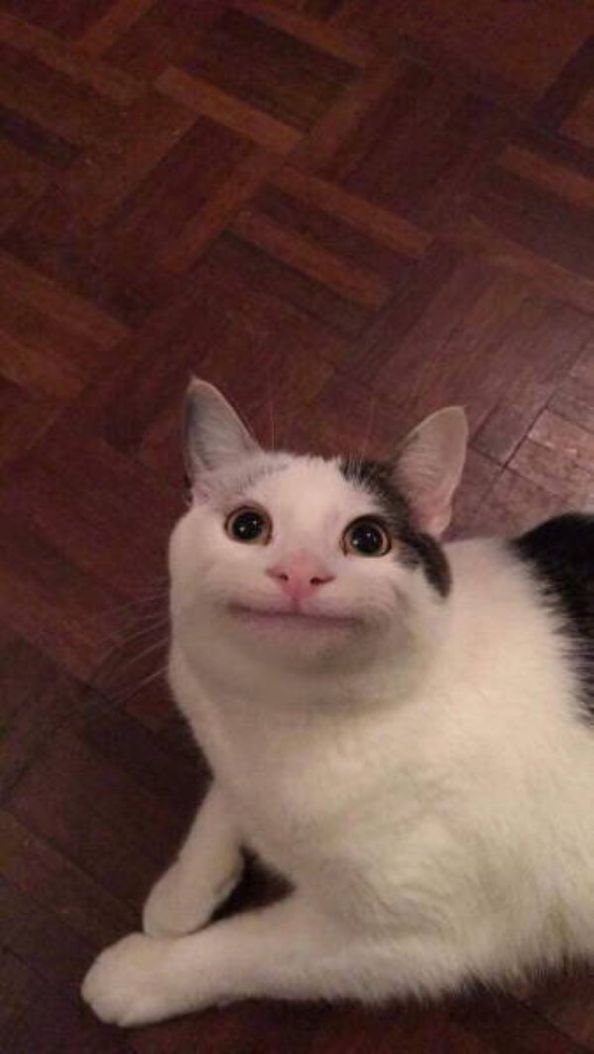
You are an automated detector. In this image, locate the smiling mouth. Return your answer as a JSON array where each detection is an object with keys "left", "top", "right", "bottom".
[{"left": 228, "top": 604, "right": 359, "bottom": 630}]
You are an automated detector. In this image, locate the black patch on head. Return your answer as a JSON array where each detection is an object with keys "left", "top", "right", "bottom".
[
  {"left": 511, "top": 514, "right": 594, "bottom": 717},
  {"left": 340, "top": 456, "right": 451, "bottom": 597}
]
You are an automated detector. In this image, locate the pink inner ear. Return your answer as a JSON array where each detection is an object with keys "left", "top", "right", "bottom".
[
  {"left": 396, "top": 409, "right": 468, "bottom": 538},
  {"left": 416, "top": 501, "right": 452, "bottom": 538},
  {"left": 188, "top": 478, "right": 211, "bottom": 503},
  {"left": 408, "top": 475, "right": 455, "bottom": 536}
]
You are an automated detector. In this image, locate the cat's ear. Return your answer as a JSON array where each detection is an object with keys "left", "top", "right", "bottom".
[
  {"left": 184, "top": 378, "right": 260, "bottom": 480},
  {"left": 395, "top": 407, "right": 468, "bottom": 537}
]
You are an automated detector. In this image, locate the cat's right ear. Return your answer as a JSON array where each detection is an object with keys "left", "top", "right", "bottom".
[
  {"left": 184, "top": 378, "right": 260, "bottom": 485},
  {"left": 395, "top": 406, "right": 468, "bottom": 537}
]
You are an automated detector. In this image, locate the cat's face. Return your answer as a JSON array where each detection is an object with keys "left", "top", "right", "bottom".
[{"left": 169, "top": 381, "right": 468, "bottom": 671}]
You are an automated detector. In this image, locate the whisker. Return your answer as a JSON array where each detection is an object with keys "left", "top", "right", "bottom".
[
  {"left": 59, "top": 580, "right": 172, "bottom": 730},
  {"left": 90, "top": 603, "right": 169, "bottom": 644},
  {"left": 266, "top": 370, "right": 276, "bottom": 451},
  {"left": 112, "top": 606, "right": 169, "bottom": 629},
  {"left": 80, "top": 664, "right": 168, "bottom": 725},
  {"left": 94, "top": 637, "right": 169, "bottom": 693},
  {"left": 109, "top": 665, "right": 168, "bottom": 707},
  {"left": 93, "top": 616, "right": 170, "bottom": 662},
  {"left": 76, "top": 590, "right": 169, "bottom": 630},
  {"left": 281, "top": 408, "right": 296, "bottom": 452},
  {"left": 94, "top": 608, "right": 168, "bottom": 646},
  {"left": 99, "top": 633, "right": 168, "bottom": 671},
  {"left": 361, "top": 392, "right": 379, "bottom": 463}
]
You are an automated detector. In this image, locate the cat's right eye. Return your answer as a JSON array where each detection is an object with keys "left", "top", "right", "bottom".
[
  {"left": 342, "top": 517, "right": 391, "bottom": 557},
  {"left": 225, "top": 506, "right": 272, "bottom": 545}
]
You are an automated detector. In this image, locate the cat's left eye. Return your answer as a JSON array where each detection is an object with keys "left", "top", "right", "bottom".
[
  {"left": 342, "top": 517, "right": 391, "bottom": 557},
  {"left": 225, "top": 506, "right": 272, "bottom": 545}
]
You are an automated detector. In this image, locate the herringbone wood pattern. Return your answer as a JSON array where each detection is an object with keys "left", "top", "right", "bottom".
[{"left": 1, "top": 2, "right": 594, "bottom": 1050}]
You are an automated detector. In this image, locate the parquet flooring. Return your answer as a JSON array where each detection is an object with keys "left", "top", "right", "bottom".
[{"left": 1, "top": 2, "right": 594, "bottom": 1050}]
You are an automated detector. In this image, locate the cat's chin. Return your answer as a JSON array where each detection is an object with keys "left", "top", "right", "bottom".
[{"left": 226, "top": 603, "right": 361, "bottom": 634}]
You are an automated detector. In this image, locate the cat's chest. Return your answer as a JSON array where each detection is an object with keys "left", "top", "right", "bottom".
[
  {"left": 209, "top": 726, "right": 344, "bottom": 844},
  {"left": 194, "top": 703, "right": 431, "bottom": 878},
  {"left": 192, "top": 699, "right": 383, "bottom": 854}
]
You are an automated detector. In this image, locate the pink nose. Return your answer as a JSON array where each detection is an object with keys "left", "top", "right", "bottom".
[{"left": 267, "top": 553, "right": 334, "bottom": 601}]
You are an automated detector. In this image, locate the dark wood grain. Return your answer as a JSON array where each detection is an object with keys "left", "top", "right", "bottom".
[{"left": 1, "top": 2, "right": 594, "bottom": 1050}]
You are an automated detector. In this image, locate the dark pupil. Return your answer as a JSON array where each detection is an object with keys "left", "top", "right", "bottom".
[
  {"left": 351, "top": 522, "right": 383, "bottom": 554},
  {"left": 232, "top": 511, "right": 264, "bottom": 541}
]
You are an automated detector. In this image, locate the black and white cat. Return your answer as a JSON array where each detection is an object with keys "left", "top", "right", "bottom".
[{"left": 82, "top": 379, "right": 594, "bottom": 1027}]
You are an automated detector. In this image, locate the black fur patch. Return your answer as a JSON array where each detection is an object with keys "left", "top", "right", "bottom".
[
  {"left": 340, "top": 456, "right": 451, "bottom": 597},
  {"left": 511, "top": 514, "right": 594, "bottom": 715}
]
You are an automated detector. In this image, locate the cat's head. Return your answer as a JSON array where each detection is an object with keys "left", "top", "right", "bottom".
[{"left": 169, "top": 380, "right": 467, "bottom": 672}]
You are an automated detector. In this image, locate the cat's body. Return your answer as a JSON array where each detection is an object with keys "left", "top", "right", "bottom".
[
  {"left": 170, "top": 527, "right": 594, "bottom": 981},
  {"left": 82, "top": 383, "right": 594, "bottom": 1027}
]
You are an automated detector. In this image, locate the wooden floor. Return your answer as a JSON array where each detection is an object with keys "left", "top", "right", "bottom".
[{"left": 1, "top": 1, "right": 594, "bottom": 1050}]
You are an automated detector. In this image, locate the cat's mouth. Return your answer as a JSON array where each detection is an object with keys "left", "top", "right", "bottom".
[{"left": 227, "top": 603, "right": 360, "bottom": 631}]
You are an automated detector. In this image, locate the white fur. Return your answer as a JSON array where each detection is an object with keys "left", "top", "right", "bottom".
[{"left": 82, "top": 397, "right": 594, "bottom": 1028}]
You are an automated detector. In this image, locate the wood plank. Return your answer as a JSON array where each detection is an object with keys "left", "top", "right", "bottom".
[
  {"left": 161, "top": 146, "right": 281, "bottom": 271},
  {"left": 231, "top": 206, "right": 392, "bottom": 308},
  {"left": 271, "top": 165, "right": 432, "bottom": 257},
  {"left": 230, "top": 0, "right": 375, "bottom": 67},
  {"left": 77, "top": 0, "right": 156, "bottom": 56},
  {"left": 157, "top": 66, "right": 302, "bottom": 155},
  {"left": 0, "top": 11, "right": 142, "bottom": 104},
  {"left": 0, "top": 250, "right": 128, "bottom": 347}
]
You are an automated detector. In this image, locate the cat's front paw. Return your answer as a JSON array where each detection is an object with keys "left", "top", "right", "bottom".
[
  {"left": 81, "top": 933, "right": 181, "bottom": 1027},
  {"left": 143, "top": 860, "right": 242, "bottom": 937}
]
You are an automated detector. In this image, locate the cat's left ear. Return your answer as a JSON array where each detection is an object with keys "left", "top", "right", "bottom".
[
  {"left": 184, "top": 378, "right": 260, "bottom": 484},
  {"left": 395, "top": 407, "right": 468, "bottom": 537}
]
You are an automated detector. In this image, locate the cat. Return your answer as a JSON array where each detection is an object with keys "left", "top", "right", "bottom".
[{"left": 82, "top": 378, "right": 594, "bottom": 1027}]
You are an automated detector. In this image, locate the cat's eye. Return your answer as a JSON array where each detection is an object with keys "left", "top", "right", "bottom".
[
  {"left": 225, "top": 506, "right": 272, "bottom": 545},
  {"left": 342, "top": 517, "right": 391, "bottom": 557}
]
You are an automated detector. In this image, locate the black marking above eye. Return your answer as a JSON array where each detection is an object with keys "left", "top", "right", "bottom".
[
  {"left": 343, "top": 518, "right": 391, "bottom": 557},
  {"left": 225, "top": 506, "right": 272, "bottom": 545},
  {"left": 339, "top": 455, "right": 451, "bottom": 595}
]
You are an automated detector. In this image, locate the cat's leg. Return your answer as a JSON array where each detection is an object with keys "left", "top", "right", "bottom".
[
  {"left": 143, "top": 781, "right": 243, "bottom": 937},
  {"left": 83, "top": 893, "right": 475, "bottom": 1027}
]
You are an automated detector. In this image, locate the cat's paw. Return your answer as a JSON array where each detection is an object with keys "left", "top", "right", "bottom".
[
  {"left": 143, "top": 860, "right": 242, "bottom": 937},
  {"left": 81, "top": 933, "right": 181, "bottom": 1027}
]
